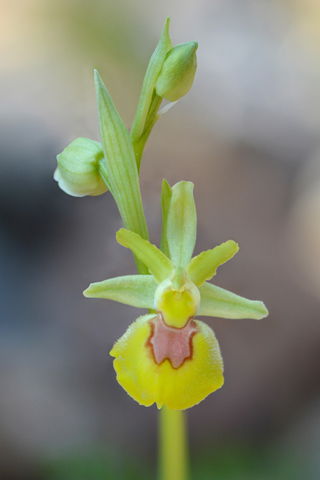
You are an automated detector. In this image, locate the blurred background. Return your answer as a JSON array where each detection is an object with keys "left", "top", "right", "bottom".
[{"left": 1, "top": 0, "right": 320, "bottom": 478}]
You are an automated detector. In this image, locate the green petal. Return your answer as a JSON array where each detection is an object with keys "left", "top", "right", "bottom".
[
  {"left": 199, "top": 282, "right": 269, "bottom": 319},
  {"left": 160, "top": 178, "right": 172, "bottom": 257},
  {"left": 116, "top": 228, "right": 173, "bottom": 283},
  {"left": 130, "top": 17, "right": 172, "bottom": 143},
  {"left": 94, "top": 70, "right": 149, "bottom": 261},
  {"left": 84, "top": 275, "right": 157, "bottom": 309},
  {"left": 187, "top": 240, "right": 239, "bottom": 287},
  {"left": 167, "top": 181, "right": 196, "bottom": 268}
]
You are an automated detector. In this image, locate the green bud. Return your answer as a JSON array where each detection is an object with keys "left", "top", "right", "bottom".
[
  {"left": 54, "top": 137, "right": 108, "bottom": 197},
  {"left": 155, "top": 41, "right": 198, "bottom": 102}
]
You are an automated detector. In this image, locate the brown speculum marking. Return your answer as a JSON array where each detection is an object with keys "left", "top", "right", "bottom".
[{"left": 148, "top": 314, "right": 198, "bottom": 369}]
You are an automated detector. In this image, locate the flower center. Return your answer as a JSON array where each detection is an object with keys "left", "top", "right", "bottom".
[
  {"left": 154, "top": 272, "right": 200, "bottom": 328},
  {"left": 148, "top": 314, "right": 198, "bottom": 368}
]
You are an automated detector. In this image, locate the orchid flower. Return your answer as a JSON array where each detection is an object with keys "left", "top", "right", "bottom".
[
  {"left": 54, "top": 17, "right": 269, "bottom": 480},
  {"left": 84, "top": 181, "right": 268, "bottom": 410}
]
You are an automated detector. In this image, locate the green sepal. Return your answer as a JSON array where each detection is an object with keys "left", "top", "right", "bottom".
[
  {"left": 130, "top": 17, "right": 172, "bottom": 143},
  {"left": 84, "top": 275, "right": 157, "bottom": 309},
  {"left": 94, "top": 70, "right": 148, "bottom": 239},
  {"left": 160, "top": 178, "right": 172, "bottom": 257},
  {"left": 199, "top": 282, "right": 269, "bottom": 319},
  {"left": 167, "top": 181, "right": 197, "bottom": 268},
  {"left": 116, "top": 228, "right": 173, "bottom": 283},
  {"left": 187, "top": 240, "right": 239, "bottom": 287}
]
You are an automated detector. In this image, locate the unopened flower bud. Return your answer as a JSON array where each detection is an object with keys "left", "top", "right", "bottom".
[
  {"left": 155, "top": 41, "right": 198, "bottom": 102},
  {"left": 54, "top": 137, "right": 108, "bottom": 197}
]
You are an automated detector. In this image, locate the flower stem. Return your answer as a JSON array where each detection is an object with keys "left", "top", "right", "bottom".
[
  {"left": 159, "top": 407, "right": 189, "bottom": 480},
  {"left": 132, "top": 93, "right": 162, "bottom": 173}
]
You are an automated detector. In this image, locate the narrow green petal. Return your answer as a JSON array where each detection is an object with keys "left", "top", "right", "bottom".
[
  {"left": 94, "top": 70, "right": 149, "bottom": 240},
  {"left": 199, "top": 282, "right": 269, "bottom": 319},
  {"left": 130, "top": 17, "right": 172, "bottom": 143},
  {"left": 117, "top": 228, "right": 173, "bottom": 283},
  {"left": 167, "top": 181, "right": 196, "bottom": 268},
  {"left": 187, "top": 240, "right": 239, "bottom": 287},
  {"left": 84, "top": 275, "right": 157, "bottom": 309},
  {"left": 160, "top": 178, "right": 172, "bottom": 257}
]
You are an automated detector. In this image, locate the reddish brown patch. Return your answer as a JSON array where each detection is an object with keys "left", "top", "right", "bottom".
[{"left": 146, "top": 314, "right": 198, "bottom": 369}]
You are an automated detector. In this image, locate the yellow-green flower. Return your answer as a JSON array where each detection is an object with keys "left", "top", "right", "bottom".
[{"left": 84, "top": 181, "right": 268, "bottom": 410}]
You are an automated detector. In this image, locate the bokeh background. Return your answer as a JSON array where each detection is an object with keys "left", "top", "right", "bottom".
[{"left": 1, "top": 0, "right": 320, "bottom": 478}]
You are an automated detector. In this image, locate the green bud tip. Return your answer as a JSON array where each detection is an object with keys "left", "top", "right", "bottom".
[
  {"left": 155, "top": 41, "right": 198, "bottom": 102},
  {"left": 54, "top": 137, "right": 108, "bottom": 197}
]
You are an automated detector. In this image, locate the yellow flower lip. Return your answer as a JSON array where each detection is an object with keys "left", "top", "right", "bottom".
[
  {"left": 154, "top": 270, "right": 200, "bottom": 328},
  {"left": 110, "top": 314, "right": 224, "bottom": 410}
]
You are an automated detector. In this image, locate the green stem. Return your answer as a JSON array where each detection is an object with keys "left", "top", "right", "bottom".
[
  {"left": 132, "top": 92, "right": 162, "bottom": 172},
  {"left": 159, "top": 407, "right": 189, "bottom": 480},
  {"left": 132, "top": 113, "right": 159, "bottom": 173},
  {"left": 145, "top": 92, "right": 162, "bottom": 129}
]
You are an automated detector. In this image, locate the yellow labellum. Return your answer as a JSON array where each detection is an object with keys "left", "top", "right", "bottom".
[{"left": 110, "top": 314, "right": 224, "bottom": 410}]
